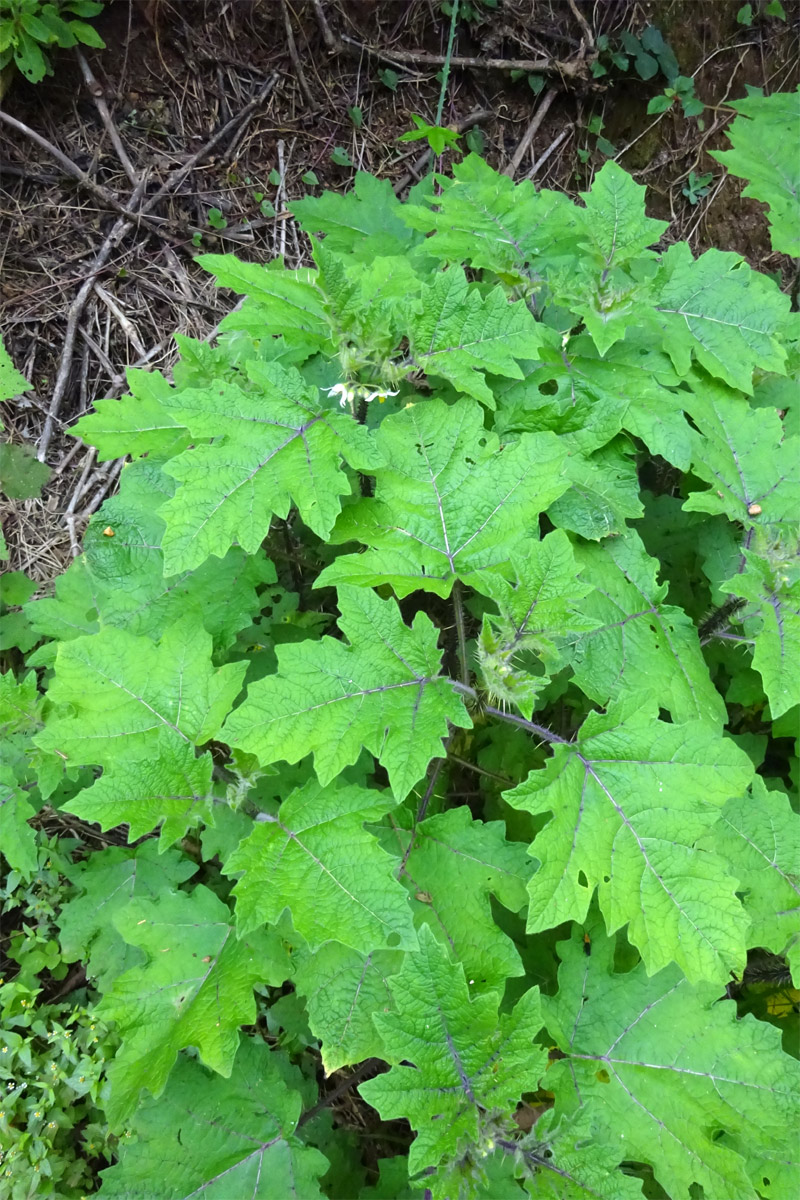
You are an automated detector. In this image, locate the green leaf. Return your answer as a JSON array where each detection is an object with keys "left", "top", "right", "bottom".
[
  {"left": 0, "top": 336, "right": 29, "bottom": 401},
  {"left": 13, "top": 28, "right": 50, "bottom": 81},
  {"left": 58, "top": 842, "right": 197, "bottom": 992},
  {"left": 291, "top": 171, "right": 419, "bottom": 259},
  {"left": 711, "top": 87, "right": 800, "bottom": 257},
  {"left": 71, "top": 368, "right": 191, "bottom": 462},
  {"left": 98, "top": 1038, "right": 328, "bottom": 1197},
  {"left": 406, "top": 268, "right": 549, "bottom": 406},
  {"left": 654, "top": 243, "right": 790, "bottom": 392},
  {"left": 543, "top": 923, "right": 800, "bottom": 1200},
  {"left": 360, "top": 925, "right": 548, "bottom": 1179},
  {"left": 67, "top": 17, "right": 104, "bottom": 47},
  {"left": 721, "top": 548, "right": 800, "bottom": 718},
  {"left": 474, "top": 529, "right": 596, "bottom": 714},
  {"left": 224, "top": 585, "right": 471, "bottom": 799},
  {"left": 399, "top": 153, "right": 581, "bottom": 282},
  {"left": 66, "top": 734, "right": 217, "bottom": 847},
  {"left": 319, "top": 397, "right": 568, "bottom": 597},
  {"left": 547, "top": 437, "right": 643, "bottom": 540},
  {"left": 378, "top": 67, "right": 398, "bottom": 91},
  {"left": 700, "top": 778, "right": 800, "bottom": 978},
  {"left": 330, "top": 145, "right": 354, "bottom": 167},
  {"left": 35, "top": 618, "right": 245, "bottom": 839},
  {"left": 97, "top": 886, "right": 283, "bottom": 1125},
  {"left": 523, "top": 1109, "right": 645, "bottom": 1198},
  {"left": 398, "top": 807, "right": 533, "bottom": 991},
  {"left": 224, "top": 776, "right": 417, "bottom": 950},
  {"left": 0, "top": 767, "right": 37, "bottom": 877},
  {"left": 36, "top": 617, "right": 243, "bottom": 768},
  {"left": 576, "top": 161, "right": 666, "bottom": 269},
  {"left": 569, "top": 531, "right": 727, "bottom": 726},
  {"left": 26, "top": 457, "right": 275, "bottom": 655},
  {"left": 200, "top": 255, "right": 331, "bottom": 349},
  {"left": 682, "top": 379, "right": 800, "bottom": 535},
  {"left": 293, "top": 942, "right": 403, "bottom": 1073},
  {"left": 156, "top": 362, "right": 380, "bottom": 571},
  {"left": 0, "top": 440, "right": 51, "bottom": 499},
  {"left": 398, "top": 115, "right": 461, "bottom": 156},
  {"left": 505, "top": 695, "right": 753, "bottom": 982}
]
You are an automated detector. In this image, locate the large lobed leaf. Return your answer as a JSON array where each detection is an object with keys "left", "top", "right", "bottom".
[
  {"left": 710, "top": 87, "right": 800, "bottom": 257},
  {"left": 97, "top": 886, "right": 288, "bottom": 1126},
  {"left": 544, "top": 924, "right": 800, "bottom": 1200},
  {"left": 360, "top": 925, "right": 548, "bottom": 1182},
  {"left": 224, "top": 777, "right": 417, "bottom": 952},
  {"left": 99, "top": 1038, "right": 328, "bottom": 1198},
  {"left": 157, "top": 361, "right": 380, "bottom": 572},
  {"left": 35, "top": 618, "right": 245, "bottom": 843},
  {"left": 505, "top": 695, "right": 753, "bottom": 982},
  {"left": 319, "top": 397, "right": 568, "bottom": 598},
  {"left": 224, "top": 585, "right": 471, "bottom": 799}
]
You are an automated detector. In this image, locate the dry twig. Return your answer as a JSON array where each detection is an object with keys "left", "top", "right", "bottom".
[
  {"left": 75, "top": 49, "right": 138, "bottom": 187},
  {"left": 36, "top": 176, "right": 149, "bottom": 462},
  {"left": 504, "top": 88, "right": 557, "bottom": 178},
  {"left": 280, "top": 0, "right": 315, "bottom": 109}
]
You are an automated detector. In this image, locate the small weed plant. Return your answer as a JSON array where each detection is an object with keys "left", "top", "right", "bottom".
[
  {"left": 2, "top": 88, "right": 800, "bottom": 1198},
  {"left": 0, "top": 0, "right": 104, "bottom": 84}
]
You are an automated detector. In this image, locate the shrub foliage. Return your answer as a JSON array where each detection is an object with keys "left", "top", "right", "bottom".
[{"left": 3, "top": 88, "right": 800, "bottom": 1198}]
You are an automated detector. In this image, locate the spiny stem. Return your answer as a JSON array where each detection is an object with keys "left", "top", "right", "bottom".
[
  {"left": 452, "top": 580, "right": 470, "bottom": 687},
  {"left": 451, "top": 680, "right": 567, "bottom": 745}
]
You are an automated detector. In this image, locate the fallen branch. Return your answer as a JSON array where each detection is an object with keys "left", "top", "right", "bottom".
[
  {"left": 504, "top": 87, "right": 557, "bottom": 178},
  {"left": 34, "top": 73, "right": 279, "bottom": 463},
  {"left": 281, "top": 0, "right": 315, "bottom": 109},
  {"left": 334, "top": 33, "right": 591, "bottom": 81},
  {"left": 37, "top": 176, "right": 149, "bottom": 462},
  {"left": 527, "top": 127, "right": 571, "bottom": 179},
  {"left": 76, "top": 48, "right": 138, "bottom": 187}
]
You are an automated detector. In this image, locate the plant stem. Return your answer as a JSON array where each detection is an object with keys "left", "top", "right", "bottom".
[
  {"left": 435, "top": 0, "right": 460, "bottom": 129},
  {"left": 452, "top": 580, "right": 470, "bottom": 686},
  {"left": 450, "top": 680, "right": 568, "bottom": 744}
]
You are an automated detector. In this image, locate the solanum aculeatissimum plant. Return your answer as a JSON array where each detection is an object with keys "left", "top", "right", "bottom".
[{"left": 3, "top": 87, "right": 799, "bottom": 1198}]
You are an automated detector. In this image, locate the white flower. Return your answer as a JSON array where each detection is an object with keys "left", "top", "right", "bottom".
[
  {"left": 325, "top": 383, "right": 399, "bottom": 409},
  {"left": 362, "top": 389, "right": 399, "bottom": 404},
  {"left": 325, "top": 383, "right": 355, "bottom": 408}
]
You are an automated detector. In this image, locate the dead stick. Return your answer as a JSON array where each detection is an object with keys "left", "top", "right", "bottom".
[
  {"left": 281, "top": 0, "right": 315, "bottom": 109},
  {"left": 76, "top": 49, "right": 138, "bottom": 186},
  {"left": 0, "top": 108, "right": 167, "bottom": 239},
  {"left": 527, "top": 127, "right": 571, "bottom": 180},
  {"left": 37, "top": 176, "right": 149, "bottom": 462},
  {"left": 567, "top": 0, "right": 595, "bottom": 52},
  {"left": 36, "top": 75, "right": 279, "bottom": 463},
  {"left": 504, "top": 88, "right": 557, "bottom": 177},
  {"left": 311, "top": 0, "right": 337, "bottom": 51},
  {"left": 139, "top": 73, "right": 279, "bottom": 219},
  {"left": 336, "top": 34, "right": 590, "bottom": 79}
]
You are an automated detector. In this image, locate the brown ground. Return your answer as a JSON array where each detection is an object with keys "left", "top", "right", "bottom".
[{"left": 1, "top": 0, "right": 798, "bottom": 585}]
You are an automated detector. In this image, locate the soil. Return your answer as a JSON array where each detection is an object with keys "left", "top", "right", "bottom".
[{"left": 1, "top": 0, "right": 799, "bottom": 583}]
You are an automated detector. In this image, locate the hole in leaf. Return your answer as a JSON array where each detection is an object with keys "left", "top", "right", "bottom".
[
  {"left": 658, "top": 708, "right": 672, "bottom": 723},
  {"left": 596, "top": 1068, "right": 610, "bottom": 1083},
  {"left": 538, "top": 379, "right": 558, "bottom": 395},
  {"left": 387, "top": 932, "right": 401, "bottom": 947},
  {"left": 577, "top": 870, "right": 588, "bottom": 888}
]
